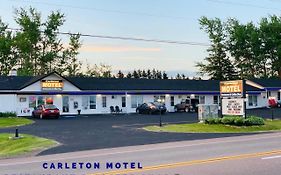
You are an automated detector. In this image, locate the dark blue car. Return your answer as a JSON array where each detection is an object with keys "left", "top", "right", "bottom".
[{"left": 136, "top": 102, "right": 167, "bottom": 114}]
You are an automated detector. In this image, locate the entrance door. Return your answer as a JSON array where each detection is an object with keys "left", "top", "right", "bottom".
[{"left": 62, "top": 96, "right": 69, "bottom": 113}]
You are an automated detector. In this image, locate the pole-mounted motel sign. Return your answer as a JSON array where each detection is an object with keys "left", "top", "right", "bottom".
[{"left": 220, "top": 80, "right": 246, "bottom": 117}]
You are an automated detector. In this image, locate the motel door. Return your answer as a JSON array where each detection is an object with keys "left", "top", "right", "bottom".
[{"left": 62, "top": 96, "right": 70, "bottom": 113}]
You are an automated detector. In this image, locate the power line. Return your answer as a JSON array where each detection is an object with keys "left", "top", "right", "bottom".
[
  {"left": 206, "top": 0, "right": 281, "bottom": 11},
  {"left": 6, "top": 27, "right": 210, "bottom": 46},
  {"left": 9, "top": 0, "right": 193, "bottom": 21}
]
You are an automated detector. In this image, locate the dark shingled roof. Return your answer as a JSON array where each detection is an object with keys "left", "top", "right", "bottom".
[
  {"left": 0, "top": 76, "right": 33, "bottom": 90},
  {"left": 67, "top": 77, "right": 221, "bottom": 91},
  {"left": 0, "top": 74, "right": 264, "bottom": 92}
]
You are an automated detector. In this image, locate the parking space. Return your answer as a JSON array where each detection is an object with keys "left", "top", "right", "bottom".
[{"left": 0, "top": 109, "right": 279, "bottom": 156}]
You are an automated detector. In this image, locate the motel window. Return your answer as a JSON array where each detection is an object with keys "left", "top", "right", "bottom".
[
  {"left": 89, "top": 96, "right": 96, "bottom": 109},
  {"left": 37, "top": 96, "right": 44, "bottom": 106},
  {"left": 29, "top": 96, "right": 36, "bottom": 108},
  {"left": 199, "top": 96, "right": 205, "bottom": 104},
  {"left": 131, "top": 95, "right": 143, "bottom": 108},
  {"left": 19, "top": 97, "right": 26, "bottom": 102},
  {"left": 154, "top": 95, "right": 165, "bottom": 103},
  {"left": 82, "top": 96, "right": 89, "bottom": 110},
  {"left": 170, "top": 96, "right": 175, "bottom": 106},
  {"left": 122, "top": 96, "right": 126, "bottom": 107},
  {"left": 102, "top": 96, "right": 107, "bottom": 108},
  {"left": 213, "top": 96, "right": 218, "bottom": 104},
  {"left": 249, "top": 95, "right": 258, "bottom": 106},
  {"left": 267, "top": 91, "right": 271, "bottom": 98}
]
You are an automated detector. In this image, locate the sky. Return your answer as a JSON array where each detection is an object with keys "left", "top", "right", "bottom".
[{"left": 0, "top": 0, "right": 280, "bottom": 77}]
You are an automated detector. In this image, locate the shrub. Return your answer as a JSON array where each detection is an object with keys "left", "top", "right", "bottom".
[
  {"left": 234, "top": 117, "right": 245, "bottom": 126},
  {"left": 0, "top": 112, "right": 17, "bottom": 118},
  {"left": 245, "top": 116, "right": 264, "bottom": 126},
  {"left": 221, "top": 117, "right": 236, "bottom": 125},
  {"left": 204, "top": 118, "right": 222, "bottom": 124},
  {"left": 204, "top": 115, "right": 264, "bottom": 126},
  {"left": 214, "top": 118, "right": 222, "bottom": 124}
]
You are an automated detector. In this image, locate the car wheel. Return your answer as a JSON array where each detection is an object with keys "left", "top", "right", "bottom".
[
  {"left": 55, "top": 115, "right": 59, "bottom": 119},
  {"left": 31, "top": 112, "right": 35, "bottom": 118},
  {"left": 136, "top": 109, "right": 140, "bottom": 114}
]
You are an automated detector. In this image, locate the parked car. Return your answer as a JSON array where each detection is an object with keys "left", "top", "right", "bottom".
[
  {"left": 174, "top": 98, "right": 199, "bottom": 112},
  {"left": 136, "top": 102, "right": 167, "bottom": 114},
  {"left": 268, "top": 98, "right": 278, "bottom": 108},
  {"left": 32, "top": 104, "right": 60, "bottom": 119}
]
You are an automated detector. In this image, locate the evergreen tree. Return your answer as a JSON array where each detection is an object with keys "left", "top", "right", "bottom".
[
  {"left": 163, "top": 71, "right": 168, "bottom": 79},
  {"left": 126, "top": 72, "right": 132, "bottom": 78},
  {"left": 142, "top": 70, "right": 147, "bottom": 78},
  {"left": 147, "top": 69, "right": 152, "bottom": 79},
  {"left": 117, "top": 70, "right": 124, "bottom": 78},
  {"left": 132, "top": 70, "right": 139, "bottom": 78},
  {"left": 196, "top": 16, "right": 236, "bottom": 80},
  {"left": 176, "top": 73, "right": 181, "bottom": 79}
]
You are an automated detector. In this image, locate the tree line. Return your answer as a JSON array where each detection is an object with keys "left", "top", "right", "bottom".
[
  {"left": 0, "top": 7, "right": 196, "bottom": 80},
  {"left": 197, "top": 15, "right": 281, "bottom": 80},
  {"left": 0, "top": 7, "right": 82, "bottom": 76},
  {"left": 85, "top": 67, "right": 196, "bottom": 80}
]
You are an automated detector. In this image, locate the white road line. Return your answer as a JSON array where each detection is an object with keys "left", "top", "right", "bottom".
[
  {"left": 262, "top": 155, "right": 281, "bottom": 160},
  {"left": 0, "top": 133, "right": 280, "bottom": 166}
]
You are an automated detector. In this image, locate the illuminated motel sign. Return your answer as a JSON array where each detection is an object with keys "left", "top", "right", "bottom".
[
  {"left": 220, "top": 80, "right": 245, "bottom": 116},
  {"left": 220, "top": 80, "right": 244, "bottom": 97},
  {"left": 41, "top": 80, "right": 64, "bottom": 91}
]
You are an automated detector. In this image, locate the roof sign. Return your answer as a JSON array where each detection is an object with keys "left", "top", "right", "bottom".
[{"left": 41, "top": 80, "right": 63, "bottom": 91}]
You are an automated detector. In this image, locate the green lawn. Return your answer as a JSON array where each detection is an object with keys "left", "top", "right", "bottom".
[
  {"left": 0, "top": 117, "right": 34, "bottom": 128},
  {"left": 144, "top": 120, "right": 281, "bottom": 133},
  {"left": 0, "top": 133, "right": 58, "bottom": 158}
]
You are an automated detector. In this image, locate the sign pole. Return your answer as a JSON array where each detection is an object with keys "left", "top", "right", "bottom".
[{"left": 243, "top": 80, "right": 247, "bottom": 119}]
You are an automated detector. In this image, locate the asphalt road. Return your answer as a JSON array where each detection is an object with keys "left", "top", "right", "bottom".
[
  {"left": 0, "top": 132, "right": 280, "bottom": 175},
  {"left": 0, "top": 112, "right": 260, "bottom": 155}
]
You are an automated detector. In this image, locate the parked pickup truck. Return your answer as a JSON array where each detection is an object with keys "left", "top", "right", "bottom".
[{"left": 174, "top": 99, "right": 199, "bottom": 112}]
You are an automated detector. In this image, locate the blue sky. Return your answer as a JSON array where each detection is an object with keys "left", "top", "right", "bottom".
[{"left": 0, "top": 0, "right": 280, "bottom": 76}]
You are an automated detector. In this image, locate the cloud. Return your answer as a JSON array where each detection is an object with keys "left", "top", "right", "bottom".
[{"left": 79, "top": 44, "right": 161, "bottom": 52}]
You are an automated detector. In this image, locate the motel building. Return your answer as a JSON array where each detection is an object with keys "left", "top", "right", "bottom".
[{"left": 0, "top": 72, "right": 281, "bottom": 116}]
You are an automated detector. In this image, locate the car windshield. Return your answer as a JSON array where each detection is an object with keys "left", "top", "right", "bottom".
[{"left": 44, "top": 104, "right": 57, "bottom": 109}]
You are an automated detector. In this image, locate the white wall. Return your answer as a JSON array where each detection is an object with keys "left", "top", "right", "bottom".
[
  {"left": 21, "top": 74, "right": 80, "bottom": 92},
  {"left": 3, "top": 93, "right": 267, "bottom": 116},
  {"left": 0, "top": 94, "right": 17, "bottom": 113}
]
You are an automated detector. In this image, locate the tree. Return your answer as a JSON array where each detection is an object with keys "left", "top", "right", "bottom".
[
  {"left": 147, "top": 69, "right": 152, "bottom": 79},
  {"left": 227, "top": 19, "right": 265, "bottom": 78},
  {"left": 85, "top": 63, "right": 112, "bottom": 78},
  {"left": 141, "top": 70, "right": 147, "bottom": 78},
  {"left": 117, "top": 70, "right": 124, "bottom": 78},
  {"left": 126, "top": 72, "right": 132, "bottom": 78},
  {"left": 0, "top": 19, "right": 17, "bottom": 75},
  {"left": 156, "top": 70, "right": 162, "bottom": 79},
  {"left": 259, "top": 15, "right": 281, "bottom": 78},
  {"left": 163, "top": 71, "right": 168, "bottom": 79},
  {"left": 196, "top": 16, "right": 236, "bottom": 80},
  {"left": 132, "top": 70, "right": 139, "bottom": 78},
  {"left": 13, "top": 7, "right": 81, "bottom": 76},
  {"left": 176, "top": 73, "right": 181, "bottom": 79},
  {"left": 152, "top": 68, "right": 157, "bottom": 79}
]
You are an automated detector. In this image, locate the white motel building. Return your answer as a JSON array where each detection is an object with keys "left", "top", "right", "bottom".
[{"left": 0, "top": 72, "right": 280, "bottom": 116}]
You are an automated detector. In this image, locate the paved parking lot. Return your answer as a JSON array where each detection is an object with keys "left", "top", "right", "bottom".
[{"left": 1, "top": 108, "right": 280, "bottom": 156}]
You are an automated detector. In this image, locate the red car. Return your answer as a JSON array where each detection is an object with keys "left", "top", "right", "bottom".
[{"left": 32, "top": 104, "right": 60, "bottom": 119}]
